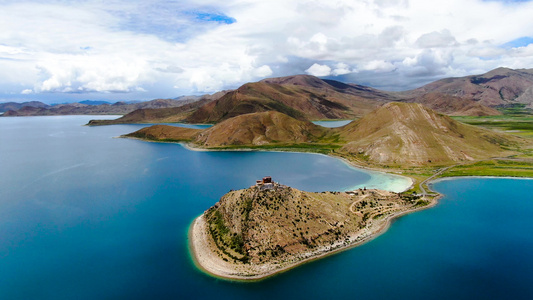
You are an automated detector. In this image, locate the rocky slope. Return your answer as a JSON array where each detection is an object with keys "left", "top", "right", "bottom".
[
  {"left": 186, "top": 76, "right": 386, "bottom": 123},
  {"left": 125, "top": 125, "right": 203, "bottom": 142},
  {"left": 191, "top": 181, "right": 430, "bottom": 278},
  {"left": 407, "top": 92, "right": 501, "bottom": 116},
  {"left": 337, "top": 102, "right": 522, "bottom": 166},
  {"left": 193, "top": 111, "right": 328, "bottom": 147},
  {"left": 402, "top": 67, "right": 533, "bottom": 107},
  {"left": 124, "top": 111, "right": 329, "bottom": 147}
]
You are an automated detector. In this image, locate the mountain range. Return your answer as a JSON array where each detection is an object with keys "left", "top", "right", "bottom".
[
  {"left": 4, "top": 67, "right": 533, "bottom": 120},
  {"left": 125, "top": 102, "right": 525, "bottom": 166},
  {"left": 89, "top": 67, "right": 533, "bottom": 125},
  {"left": 0, "top": 92, "right": 226, "bottom": 116}
]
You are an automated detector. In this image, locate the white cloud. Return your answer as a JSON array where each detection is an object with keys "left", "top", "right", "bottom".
[
  {"left": 305, "top": 63, "right": 332, "bottom": 76},
  {"left": 21, "top": 89, "right": 33, "bottom": 94},
  {"left": 332, "top": 63, "right": 352, "bottom": 76},
  {"left": 253, "top": 65, "right": 273, "bottom": 77},
  {"left": 1, "top": 0, "right": 533, "bottom": 101},
  {"left": 360, "top": 60, "right": 396, "bottom": 72},
  {"left": 415, "top": 30, "right": 458, "bottom": 48}
]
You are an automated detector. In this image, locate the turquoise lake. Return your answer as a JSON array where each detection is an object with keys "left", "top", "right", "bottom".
[{"left": 1, "top": 116, "right": 532, "bottom": 299}]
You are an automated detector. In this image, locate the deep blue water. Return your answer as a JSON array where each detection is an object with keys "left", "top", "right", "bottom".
[{"left": 1, "top": 116, "right": 532, "bottom": 300}]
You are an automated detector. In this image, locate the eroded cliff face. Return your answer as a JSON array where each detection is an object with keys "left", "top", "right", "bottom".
[{"left": 203, "top": 182, "right": 424, "bottom": 266}]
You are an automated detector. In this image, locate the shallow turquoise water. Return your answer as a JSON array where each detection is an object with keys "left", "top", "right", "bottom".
[
  {"left": 312, "top": 120, "right": 353, "bottom": 128},
  {"left": 1, "top": 116, "right": 532, "bottom": 299}
]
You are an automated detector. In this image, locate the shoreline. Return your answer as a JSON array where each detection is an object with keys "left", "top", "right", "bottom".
[
  {"left": 189, "top": 193, "right": 441, "bottom": 282},
  {"left": 123, "top": 135, "right": 531, "bottom": 281},
  {"left": 121, "top": 135, "right": 415, "bottom": 193}
]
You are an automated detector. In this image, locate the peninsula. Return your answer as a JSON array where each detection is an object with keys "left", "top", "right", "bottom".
[
  {"left": 117, "top": 73, "right": 532, "bottom": 280},
  {"left": 190, "top": 177, "right": 434, "bottom": 280}
]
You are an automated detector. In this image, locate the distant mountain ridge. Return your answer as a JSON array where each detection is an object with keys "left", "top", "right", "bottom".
[
  {"left": 5, "top": 67, "right": 533, "bottom": 120},
  {"left": 400, "top": 67, "right": 533, "bottom": 108},
  {"left": 0, "top": 101, "right": 49, "bottom": 112},
  {"left": 2, "top": 92, "right": 226, "bottom": 117},
  {"left": 78, "top": 100, "right": 111, "bottom": 106}
]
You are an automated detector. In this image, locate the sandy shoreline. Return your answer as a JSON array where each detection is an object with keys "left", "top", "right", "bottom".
[{"left": 188, "top": 193, "right": 440, "bottom": 281}]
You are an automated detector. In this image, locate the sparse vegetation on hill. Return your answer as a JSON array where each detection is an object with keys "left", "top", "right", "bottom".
[
  {"left": 125, "top": 103, "right": 529, "bottom": 167},
  {"left": 186, "top": 77, "right": 384, "bottom": 124},
  {"left": 400, "top": 67, "right": 533, "bottom": 107},
  {"left": 405, "top": 92, "right": 501, "bottom": 116},
  {"left": 336, "top": 102, "right": 524, "bottom": 166},
  {"left": 191, "top": 181, "right": 435, "bottom": 279},
  {"left": 124, "top": 111, "right": 336, "bottom": 149},
  {"left": 125, "top": 125, "right": 202, "bottom": 142}
]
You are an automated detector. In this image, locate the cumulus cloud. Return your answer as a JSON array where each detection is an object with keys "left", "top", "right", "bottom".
[
  {"left": 332, "top": 63, "right": 352, "bottom": 76},
  {"left": 2, "top": 0, "right": 533, "bottom": 102},
  {"left": 415, "top": 30, "right": 458, "bottom": 48},
  {"left": 360, "top": 60, "right": 396, "bottom": 72},
  {"left": 305, "top": 63, "right": 332, "bottom": 76},
  {"left": 253, "top": 65, "right": 273, "bottom": 77}
]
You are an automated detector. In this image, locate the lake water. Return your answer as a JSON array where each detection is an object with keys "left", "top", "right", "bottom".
[
  {"left": 1, "top": 116, "right": 532, "bottom": 299},
  {"left": 312, "top": 120, "right": 353, "bottom": 128}
]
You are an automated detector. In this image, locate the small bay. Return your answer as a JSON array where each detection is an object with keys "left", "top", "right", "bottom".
[{"left": 0, "top": 116, "right": 532, "bottom": 299}]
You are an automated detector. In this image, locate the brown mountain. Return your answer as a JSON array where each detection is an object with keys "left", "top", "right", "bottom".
[
  {"left": 406, "top": 92, "right": 501, "bottom": 116},
  {"left": 125, "top": 102, "right": 526, "bottom": 167},
  {"left": 88, "top": 68, "right": 530, "bottom": 124},
  {"left": 187, "top": 71, "right": 518, "bottom": 124},
  {"left": 87, "top": 96, "right": 217, "bottom": 125},
  {"left": 193, "top": 111, "right": 328, "bottom": 147},
  {"left": 126, "top": 125, "right": 203, "bottom": 142},
  {"left": 186, "top": 75, "right": 388, "bottom": 123},
  {"left": 124, "top": 111, "right": 329, "bottom": 148},
  {"left": 336, "top": 102, "right": 522, "bottom": 166},
  {"left": 402, "top": 67, "right": 533, "bottom": 107}
]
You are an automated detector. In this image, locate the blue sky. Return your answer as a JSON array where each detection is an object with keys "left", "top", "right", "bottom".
[{"left": 1, "top": 0, "right": 533, "bottom": 103}]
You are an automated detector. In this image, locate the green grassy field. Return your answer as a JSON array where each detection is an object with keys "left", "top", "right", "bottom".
[
  {"left": 452, "top": 104, "right": 533, "bottom": 137},
  {"left": 440, "top": 159, "right": 533, "bottom": 177},
  {"left": 206, "top": 143, "right": 342, "bottom": 154}
]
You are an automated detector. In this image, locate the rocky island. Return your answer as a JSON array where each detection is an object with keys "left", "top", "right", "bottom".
[{"left": 190, "top": 177, "right": 434, "bottom": 280}]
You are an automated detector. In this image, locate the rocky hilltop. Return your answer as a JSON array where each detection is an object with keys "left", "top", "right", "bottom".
[{"left": 190, "top": 178, "right": 431, "bottom": 279}]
